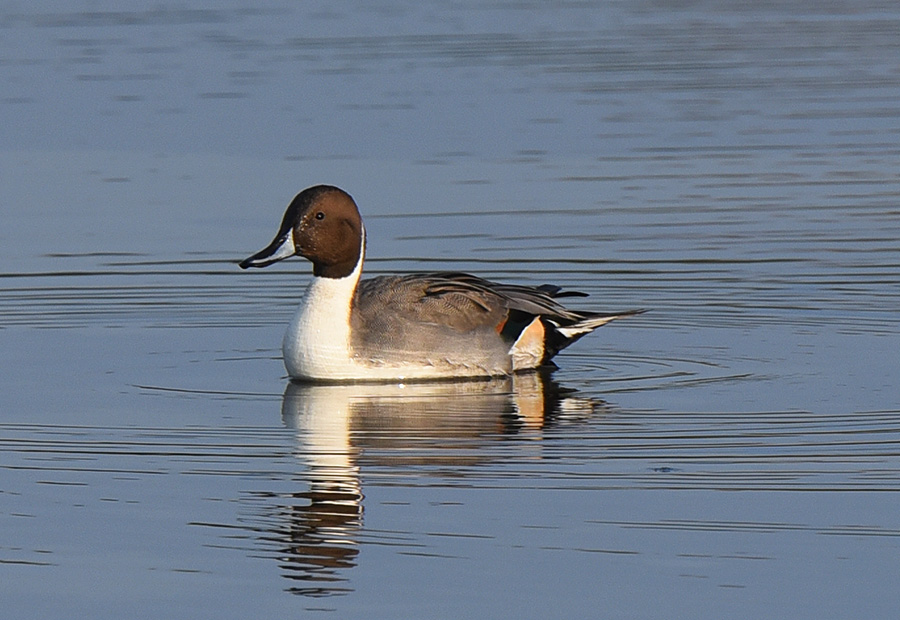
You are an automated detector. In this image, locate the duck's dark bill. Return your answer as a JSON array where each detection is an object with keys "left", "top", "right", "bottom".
[{"left": 239, "top": 233, "right": 295, "bottom": 269}]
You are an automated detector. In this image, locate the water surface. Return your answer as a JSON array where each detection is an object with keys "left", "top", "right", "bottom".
[{"left": 2, "top": 2, "right": 900, "bottom": 619}]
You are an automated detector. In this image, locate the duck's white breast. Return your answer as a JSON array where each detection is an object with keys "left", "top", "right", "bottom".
[{"left": 283, "top": 271, "right": 359, "bottom": 381}]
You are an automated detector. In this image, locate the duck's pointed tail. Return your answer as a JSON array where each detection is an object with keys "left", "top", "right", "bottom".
[
  {"left": 555, "top": 308, "right": 646, "bottom": 340},
  {"left": 539, "top": 308, "right": 645, "bottom": 364}
]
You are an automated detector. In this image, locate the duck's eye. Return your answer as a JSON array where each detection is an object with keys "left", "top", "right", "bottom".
[{"left": 315, "top": 211, "right": 325, "bottom": 220}]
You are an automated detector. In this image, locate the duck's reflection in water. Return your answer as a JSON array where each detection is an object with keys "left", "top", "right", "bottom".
[{"left": 264, "top": 371, "right": 603, "bottom": 597}]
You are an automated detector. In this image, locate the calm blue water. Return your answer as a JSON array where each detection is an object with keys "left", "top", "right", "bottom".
[{"left": 2, "top": 2, "right": 900, "bottom": 619}]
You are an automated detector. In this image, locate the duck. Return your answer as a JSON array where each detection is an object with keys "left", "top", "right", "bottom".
[{"left": 239, "top": 185, "right": 642, "bottom": 382}]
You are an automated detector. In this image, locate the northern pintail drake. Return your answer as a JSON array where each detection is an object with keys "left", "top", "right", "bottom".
[{"left": 240, "top": 185, "right": 643, "bottom": 382}]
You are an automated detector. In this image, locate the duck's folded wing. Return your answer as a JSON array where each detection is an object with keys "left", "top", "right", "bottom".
[
  {"left": 423, "top": 272, "right": 596, "bottom": 323},
  {"left": 354, "top": 273, "right": 508, "bottom": 332},
  {"left": 355, "top": 272, "right": 591, "bottom": 333}
]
